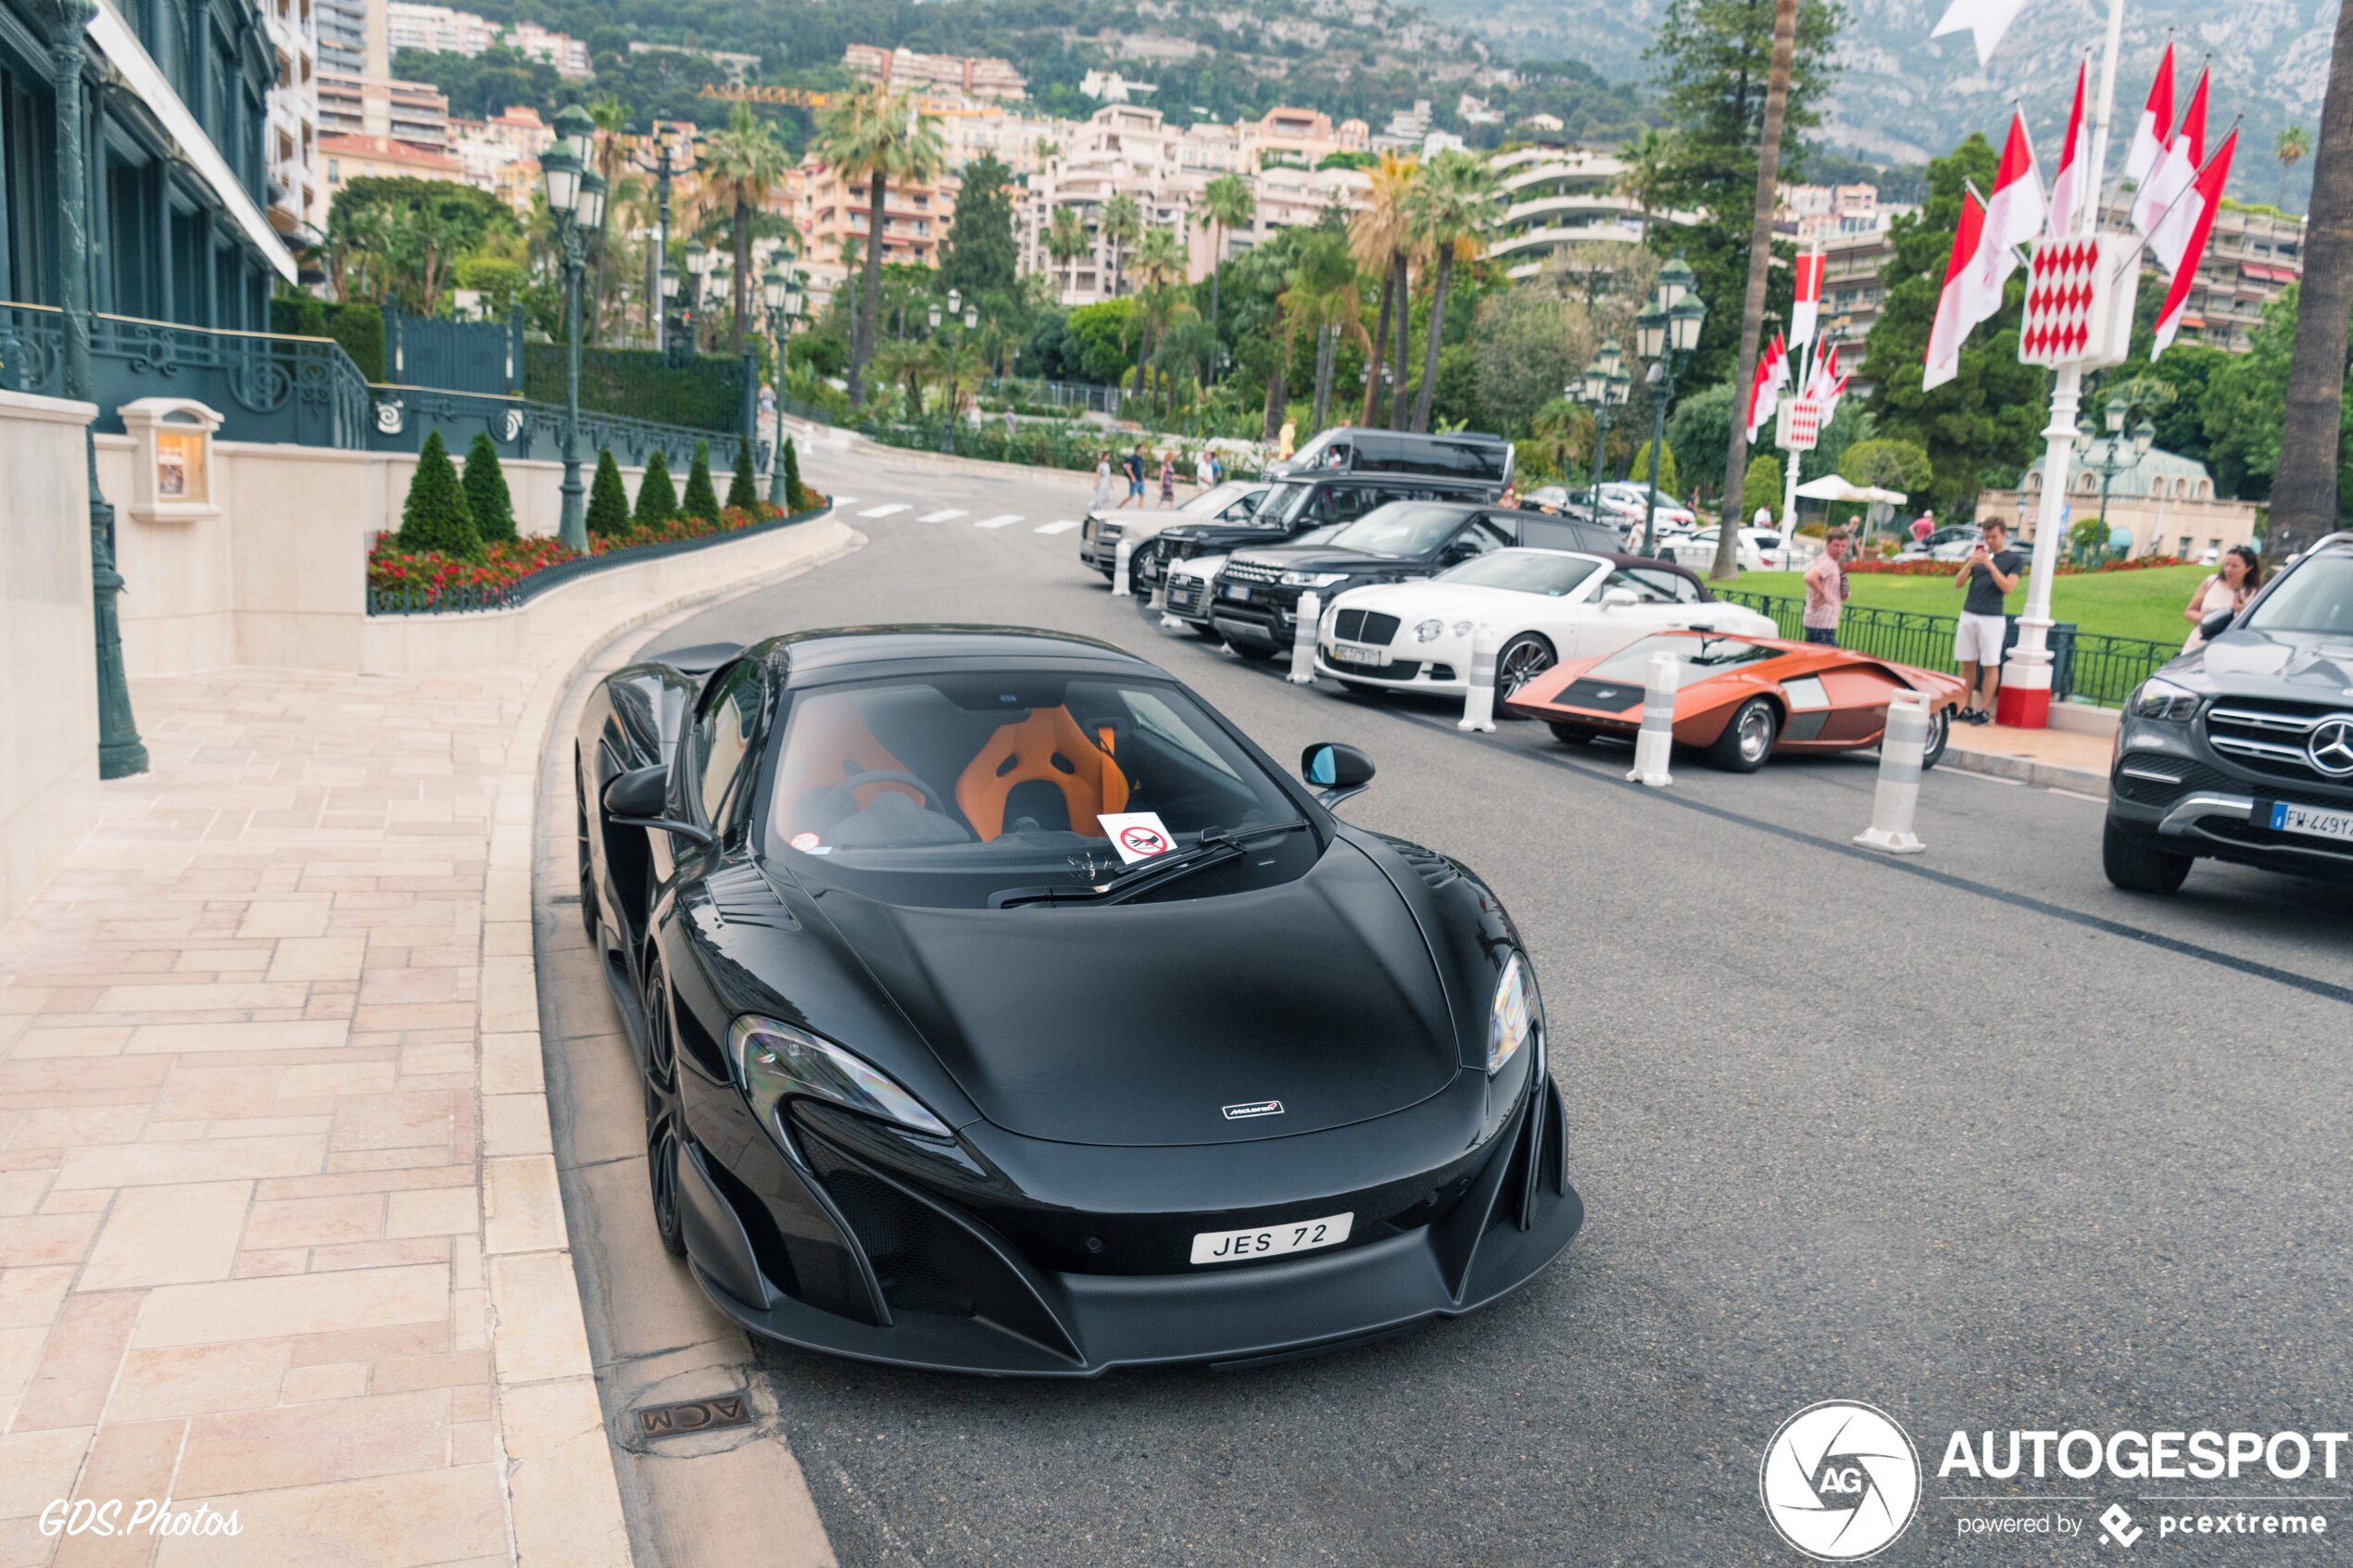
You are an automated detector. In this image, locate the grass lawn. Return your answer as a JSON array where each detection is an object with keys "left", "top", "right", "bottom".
[{"left": 1725, "top": 563, "right": 2209, "bottom": 646}]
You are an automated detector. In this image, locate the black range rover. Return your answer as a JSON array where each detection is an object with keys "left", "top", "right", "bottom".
[
  {"left": 1207, "top": 501, "right": 1624, "bottom": 660},
  {"left": 2105, "top": 531, "right": 2353, "bottom": 891}
]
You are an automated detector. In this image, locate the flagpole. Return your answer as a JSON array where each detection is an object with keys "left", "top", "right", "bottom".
[{"left": 1999, "top": 0, "right": 2130, "bottom": 728}]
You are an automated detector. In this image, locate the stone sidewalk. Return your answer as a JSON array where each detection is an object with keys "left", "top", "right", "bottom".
[{"left": 0, "top": 518, "right": 855, "bottom": 1567}]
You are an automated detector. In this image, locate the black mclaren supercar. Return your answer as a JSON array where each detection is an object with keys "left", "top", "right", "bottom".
[{"left": 574, "top": 626, "right": 1580, "bottom": 1374}]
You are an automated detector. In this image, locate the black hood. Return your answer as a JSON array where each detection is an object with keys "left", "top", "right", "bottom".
[
  {"left": 1230, "top": 543, "right": 1429, "bottom": 576},
  {"left": 1159, "top": 521, "right": 1289, "bottom": 552},
  {"left": 2181, "top": 628, "right": 2353, "bottom": 702},
  {"left": 800, "top": 840, "right": 1461, "bottom": 1148}
]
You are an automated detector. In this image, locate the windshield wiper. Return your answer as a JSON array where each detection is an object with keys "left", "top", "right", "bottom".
[{"left": 990, "top": 822, "right": 1308, "bottom": 909}]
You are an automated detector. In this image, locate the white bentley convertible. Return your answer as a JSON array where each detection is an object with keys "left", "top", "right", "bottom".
[{"left": 1314, "top": 548, "right": 1780, "bottom": 698}]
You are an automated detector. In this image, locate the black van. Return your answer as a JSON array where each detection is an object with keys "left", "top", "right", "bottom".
[{"left": 1271, "top": 428, "right": 1515, "bottom": 487}]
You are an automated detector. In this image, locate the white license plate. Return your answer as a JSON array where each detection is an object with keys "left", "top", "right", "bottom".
[
  {"left": 1189, "top": 1211, "right": 1353, "bottom": 1266},
  {"left": 2270, "top": 802, "right": 2353, "bottom": 843},
  {"left": 1327, "top": 642, "right": 1386, "bottom": 667},
  {"left": 1223, "top": 583, "right": 1255, "bottom": 602}
]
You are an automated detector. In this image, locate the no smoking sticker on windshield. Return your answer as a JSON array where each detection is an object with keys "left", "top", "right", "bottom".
[
  {"left": 1097, "top": 812, "right": 1175, "bottom": 865},
  {"left": 789, "top": 832, "right": 822, "bottom": 852}
]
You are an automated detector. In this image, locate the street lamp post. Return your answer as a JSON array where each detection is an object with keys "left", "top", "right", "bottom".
[
  {"left": 684, "top": 241, "right": 714, "bottom": 354},
  {"left": 1570, "top": 338, "right": 1629, "bottom": 520},
  {"left": 762, "top": 261, "right": 803, "bottom": 508},
  {"left": 627, "top": 123, "right": 698, "bottom": 350},
  {"left": 929, "top": 289, "right": 977, "bottom": 454},
  {"left": 2071, "top": 394, "right": 2157, "bottom": 561},
  {"left": 542, "top": 107, "right": 603, "bottom": 553},
  {"left": 1634, "top": 258, "right": 1706, "bottom": 558}
]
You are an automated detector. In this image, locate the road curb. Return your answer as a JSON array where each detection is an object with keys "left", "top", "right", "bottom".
[{"left": 1944, "top": 739, "right": 2109, "bottom": 796}]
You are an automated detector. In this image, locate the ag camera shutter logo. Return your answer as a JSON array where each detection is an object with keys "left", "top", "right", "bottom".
[{"left": 1760, "top": 1400, "right": 1922, "bottom": 1561}]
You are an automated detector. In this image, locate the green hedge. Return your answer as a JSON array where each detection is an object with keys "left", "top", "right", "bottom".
[
  {"left": 270, "top": 295, "right": 385, "bottom": 382},
  {"left": 524, "top": 344, "right": 743, "bottom": 433}
]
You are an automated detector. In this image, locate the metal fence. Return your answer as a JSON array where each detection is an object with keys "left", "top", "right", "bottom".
[
  {"left": 984, "top": 376, "right": 1132, "bottom": 416},
  {"left": 856, "top": 415, "right": 1104, "bottom": 472},
  {"left": 1714, "top": 590, "right": 2177, "bottom": 707},
  {"left": 364, "top": 384, "right": 747, "bottom": 471},
  {"left": 385, "top": 304, "right": 522, "bottom": 395}
]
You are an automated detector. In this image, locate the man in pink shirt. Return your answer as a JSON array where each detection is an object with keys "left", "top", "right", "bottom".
[{"left": 1802, "top": 530, "right": 1851, "bottom": 646}]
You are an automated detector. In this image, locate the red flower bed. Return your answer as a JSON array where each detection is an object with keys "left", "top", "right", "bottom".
[
  {"left": 370, "top": 501, "right": 795, "bottom": 608},
  {"left": 1846, "top": 552, "right": 2189, "bottom": 579}
]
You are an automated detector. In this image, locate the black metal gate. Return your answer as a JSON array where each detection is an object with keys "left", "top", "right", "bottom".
[{"left": 384, "top": 305, "right": 522, "bottom": 395}]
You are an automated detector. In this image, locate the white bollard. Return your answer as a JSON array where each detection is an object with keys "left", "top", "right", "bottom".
[
  {"left": 1113, "top": 538, "right": 1133, "bottom": 597},
  {"left": 1854, "top": 690, "right": 1931, "bottom": 854},
  {"left": 1458, "top": 623, "right": 1498, "bottom": 731},
  {"left": 1287, "top": 593, "right": 1323, "bottom": 684},
  {"left": 1626, "top": 651, "right": 1680, "bottom": 786}
]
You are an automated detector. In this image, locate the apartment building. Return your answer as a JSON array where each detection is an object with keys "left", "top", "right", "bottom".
[
  {"left": 317, "top": 70, "right": 449, "bottom": 153},
  {"left": 629, "top": 42, "right": 761, "bottom": 82},
  {"left": 261, "top": 0, "right": 321, "bottom": 238},
  {"left": 1488, "top": 145, "right": 1676, "bottom": 282},
  {"left": 316, "top": 0, "right": 384, "bottom": 76},
  {"left": 791, "top": 157, "right": 962, "bottom": 306},
  {"left": 1814, "top": 226, "right": 1897, "bottom": 367},
  {"left": 843, "top": 44, "right": 1026, "bottom": 101},
  {"left": 2097, "top": 197, "right": 2306, "bottom": 353},
  {"left": 385, "top": 3, "right": 592, "bottom": 78},
  {"left": 449, "top": 107, "right": 552, "bottom": 211},
  {"left": 318, "top": 133, "right": 472, "bottom": 220}
]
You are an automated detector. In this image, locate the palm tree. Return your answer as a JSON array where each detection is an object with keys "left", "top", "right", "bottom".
[
  {"left": 1402, "top": 150, "right": 1493, "bottom": 433},
  {"left": 1045, "top": 207, "right": 1088, "bottom": 300},
  {"left": 1351, "top": 152, "right": 1416, "bottom": 425},
  {"left": 699, "top": 103, "right": 790, "bottom": 358},
  {"left": 1287, "top": 232, "right": 1370, "bottom": 432},
  {"left": 2268, "top": 4, "right": 2353, "bottom": 558},
  {"left": 1198, "top": 173, "right": 1256, "bottom": 336},
  {"left": 586, "top": 98, "right": 629, "bottom": 338},
  {"left": 816, "top": 82, "right": 946, "bottom": 406},
  {"left": 1128, "top": 226, "right": 1188, "bottom": 401},
  {"left": 2278, "top": 124, "right": 2312, "bottom": 206},
  {"left": 1101, "top": 194, "right": 1143, "bottom": 296},
  {"left": 1712, "top": 0, "right": 1802, "bottom": 583}
]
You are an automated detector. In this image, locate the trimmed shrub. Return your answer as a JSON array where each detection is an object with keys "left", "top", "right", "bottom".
[
  {"left": 726, "top": 437, "right": 760, "bottom": 510},
  {"left": 461, "top": 432, "right": 517, "bottom": 544},
  {"left": 781, "top": 436, "right": 812, "bottom": 512},
  {"left": 1740, "top": 454, "right": 1782, "bottom": 523},
  {"left": 396, "top": 431, "right": 481, "bottom": 558},
  {"left": 586, "top": 447, "right": 631, "bottom": 538},
  {"left": 681, "top": 441, "right": 722, "bottom": 523},
  {"left": 634, "top": 447, "right": 677, "bottom": 531}
]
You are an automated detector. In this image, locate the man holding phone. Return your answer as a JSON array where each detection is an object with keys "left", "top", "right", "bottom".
[{"left": 1952, "top": 518, "right": 2024, "bottom": 723}]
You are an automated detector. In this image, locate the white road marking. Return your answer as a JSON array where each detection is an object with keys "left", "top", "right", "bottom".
[
  {"left": 1034, "top": 520, "right": 1081, "bottom": 535},
  {"left": 2047, "top": 786, "right": 2108, "bottom": 803},
  {"left": 1949, "top": 768, "right": 2026, "bottom": 786},
  {"left": 916, "top": 508, "right": 967, "bottom": 522},
  {"left": 857, "top": 502, "right": 910, "bottom": 519},
  {"left": 828, "top": 496, "right": 856, "bottom": 507},
  {"left": 974, "top": 513, "right": 1024, "bottom": 529}
]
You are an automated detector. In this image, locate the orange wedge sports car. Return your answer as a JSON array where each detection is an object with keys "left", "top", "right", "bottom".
[{"left": 1499, "top": 630, "right": 1969, "bottom": 772}]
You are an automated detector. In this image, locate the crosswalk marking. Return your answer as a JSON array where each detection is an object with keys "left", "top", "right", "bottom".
[
  {"left": 974, "top": 513, "right": 1024, "bottom": 529},
  {"left": 917, "top": 508, "right": 967, "bottom": 522},
  {"left": 857, "top": 502, "right": 910, "bottom": 519},
  {"left": 1034, "top": 520, "right": 1081, "bottom": 535},
  {"left": 828, "top": 496, "right": 856, "bottom": 507}
]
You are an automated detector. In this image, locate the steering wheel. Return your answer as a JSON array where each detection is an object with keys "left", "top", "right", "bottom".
[{"left": 837, "top": 770, "right": 937, "bottom": 811}]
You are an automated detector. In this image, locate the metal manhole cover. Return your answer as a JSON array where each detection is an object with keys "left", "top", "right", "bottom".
[{"left": 635, "top": 1393, "right": 751, "bottom": 1438}]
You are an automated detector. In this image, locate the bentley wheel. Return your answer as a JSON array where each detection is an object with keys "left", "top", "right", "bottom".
[
  {"left": 1708, "top": 697, "right": 1778, "bottom": 772},
  {"left": 641, "top": 960, "right": 688, "bottom": 1258},
  {"left": 1496, "top": 633, "right": 1555, "bottom": 703},
  {"left": 1547, "top": 722, "right": 1597, "bottom": 746},
  {"left": 573, "top": 752, "right": 600, "bottom": 947}
]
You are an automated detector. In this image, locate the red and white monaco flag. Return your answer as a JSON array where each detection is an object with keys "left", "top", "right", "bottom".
[
  {"left": 1924, "top": 191, "right": 1999, "bottom": 391},
  {"left": 1986, "top": 110, "right": 2046, "bottom": 256},
  {"left": 2153, "top": 129, "right": 2238, "bottom": 356},
  {"left": 2145, "top": 67, "right": 2211, "bottom": 270},
  {"left": 1745, "top": 334, "right": 1790, "bottom": 440},
  {"left": 2124, "top": 43, "right": 2177, "bottom": 189},
  {"left": 2046, "top": 58, "right": 2090, "bottom": 236},
  {"left": 1790, "top": 250, "right": 1825, "bottom": 347}
]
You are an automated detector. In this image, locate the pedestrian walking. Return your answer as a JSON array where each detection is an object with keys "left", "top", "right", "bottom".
[
  {"left": 1952, "top": 519, "right": 2024, "bottom": 724},
  {"left": 1802, "top": 529, "right": 1851, "bottom": 646},
  {"left": 1195, "top": 446, "right": 1214, "bottom": 490},
  {"left": 1090, "top": 451, "right": 1114, "bottom": 512},
  {"left": 1117, "top": 444, "right": 1146, "bottom": 509},
  {"left": 2183, "top": 545, "right": 2261, "bottom": 650},
  {"left": 1910, "top": 508, "right": 1935, "bottom": 548},
  {"left": 1003, "top": 407, "right": 1017, "bottom": 443},
  {"left": 1277, "top": 419, "right": 1297, "bottom": 461},
  {"left": 1157, "top": 450, "right": 1176, "bottom": 508}
]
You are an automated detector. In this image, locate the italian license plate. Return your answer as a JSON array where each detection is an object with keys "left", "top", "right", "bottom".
[
  {"left": 1223, "top": 583, "right": 1254, "bottom": 602},
  {"left": 2270, "top": 801, "right": 2353, "bottom": 843},
  {"left": 1327, "top": 642, "right": 1385, "bottom": 667},
  {"left": 1189, "top": 1211, "right": 1353, "bottom": 1266}
]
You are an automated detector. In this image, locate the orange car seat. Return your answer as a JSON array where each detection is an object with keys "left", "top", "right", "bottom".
[
  {"left": 775, "top": 701, "right": 925, "bottom": 836},
  {"left": 954, "top": 707, "right": 1130, "bottom": 841}
]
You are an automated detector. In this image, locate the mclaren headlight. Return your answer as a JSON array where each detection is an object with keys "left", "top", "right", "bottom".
[
  {"left": 1487, "top": 952, "right": 1543, "bottom": 1076},
  {"left": 2130, "top": 677, "right": 2199, "bottom": 722},
  {"left": 1282, "top": 570, "right": 1351, "bottom": 588},
  {"left": 728, "top": 1015, "right": 953, "bottom": 1139}
]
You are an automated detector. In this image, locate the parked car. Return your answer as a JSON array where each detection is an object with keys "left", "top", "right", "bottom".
[
  {"left": 575, "top": 627, "right": 1579, "bottom": 1374},
  {"left": 1668, "top": 528, "right": 1790, "bottom": 572},
  {"left": 1272, "top": 426, "right": 1515, "bottom": 487},
  {"left": 1143, "top": 470, "right": 1508, "bottom": 605},
  {"left": 1209, "top": 502, "right": 1623, "bottom": 661},
  {"left": 1502, "top": 630, "right": 1966, "bottom": 771},
  {"left": 1315, "top": 549, "right": 1778, "bottom": 698},
  {"left": 1080, "top": 481, "right": 1267, "bottom": 579},
  {"left": 2103, "top": 530, "right": 2353, "bottom": 892},
  {"left": 1595, "top": 483, "right": 1697, "bottom": 533},
  {"left": 1160, "top": 524, "right": 1353, "bottom": 636}
]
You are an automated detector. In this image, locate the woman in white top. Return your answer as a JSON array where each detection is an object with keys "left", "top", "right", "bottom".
[
  {"left": 2183, "top": 546, "right": 2261, "bottom": 650},
  {"left": 1090, "top": 452, "right": 1114, "bottom": 512}
]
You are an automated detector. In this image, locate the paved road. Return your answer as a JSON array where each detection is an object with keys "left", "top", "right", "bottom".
[{"left": 627, "top": 444, "right": 2353, "bottom": 1567}]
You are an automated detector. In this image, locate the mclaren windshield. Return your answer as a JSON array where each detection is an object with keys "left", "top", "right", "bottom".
[
  {"left": 1586, "top": 633, "right": 1780, "bottom": 688},
  {"left": 762, "top": 671, "right": 1314, "bottom": 909}
]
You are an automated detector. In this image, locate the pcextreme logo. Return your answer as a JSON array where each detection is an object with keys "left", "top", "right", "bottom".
[{"left": 1760, "top": 1400, "right": 1924, "bottom": 1562}]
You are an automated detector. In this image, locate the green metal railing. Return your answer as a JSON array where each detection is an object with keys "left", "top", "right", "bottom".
[
  {"left": 856, "top": 415, "right": 1106, "bottom": 471},
  {"left": 1714, "top": 590, "right": 2179, "bottom": 707}
]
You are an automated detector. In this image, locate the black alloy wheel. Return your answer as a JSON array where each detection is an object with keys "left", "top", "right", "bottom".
[
  {"left": 1496, "top": 633, "right": 1556, "bottom": 697},
  {"left": 574, "top": 750, "right": 599, "bottom": 946},
  {"left": 641, "top": 960, "right": 688, "bottom": 1258},
  {"left": 2101, "top": 819, "right": 2194, "bottom": 895}
]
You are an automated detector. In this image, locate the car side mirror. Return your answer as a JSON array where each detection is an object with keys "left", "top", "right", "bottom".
[
  {"left": 2197, "top": 608, "right": 2236, "bottom": 643},
  {"left": 602, "top": 763, "right": 716, "bottom": 848},
  {"left": 1301, "top": 743, "right": 1376, "bottom": 808},
  {"left": 1602, "top": 587, "right": 1639, "bottom": 608}
]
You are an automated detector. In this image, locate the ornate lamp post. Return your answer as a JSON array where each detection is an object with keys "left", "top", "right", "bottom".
[
  {"left": 1632, "top": 259, "right": 1706, "bottom": 558},
  {"left": 658, "top": 263, "right": 685, "bottom": 364},
  {"left": 541, "top": 107, "right": 601, "bottom": 552},
  {"left": 684, "top": 241, "right": 714, "bottom": 352},
  {"left": 761, "top": 260, "right": 804, "bottom": 508},
  {"left": 928, "top": 288, "right": 977, "bottom": 454},
  {"left": 626, "top": 122, "right": 698, "bottom": 350},
  {"left": 2071, "top": 394, "right": 2157, "bottom": 560},
  {"left": 46, "top": 0, "right": 145, "bottom": 776},
  {"left": 1569, "top": 338, "right": 1629, "bottom": 520}
]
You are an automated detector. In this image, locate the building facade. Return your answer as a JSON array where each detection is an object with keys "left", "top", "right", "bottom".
[
  {"left": 1487, "top": 144, "right": 1661, "bottom": 282},
  {"left": 314, "top": 0, "right": 380, "bottom": 76},
  {"left": 789, "top": 156, "right": 961, "bottom": 305},
  {"left": 843, "top": 44, "right": 1025, "bottom": 101},
  {"left": 2116, "top": 197, "right": 2305, "bottom": 353},
  {"left": 2, "top": 0, "right": 298, "bottom": 333},
  {"left": 1978, "top": 446, "right": 2257, "bottom": 562},
  {"left": 384, "top": 2, "right": 586, "bottom": 78},
  {"left": 316, "top": 68, "right": 444, "bottom": 149},
  {"left": 260, "top": 0, "right": 319, "bottom": 238}
]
